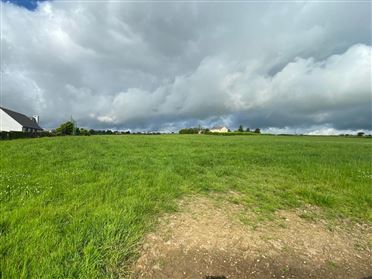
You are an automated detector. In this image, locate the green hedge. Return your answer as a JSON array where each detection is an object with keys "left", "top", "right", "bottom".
[
  {"left": 0, "top": 131, "right": 54, "bottom": 140},
  {"left": 205, "top": 131, "right": 260, "bottom": 136},
  {"left": 179, "top": 128, "right": 205, "bottom": 134}
]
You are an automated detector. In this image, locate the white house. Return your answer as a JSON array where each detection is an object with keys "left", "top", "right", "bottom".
[
  {"left": 209, "top": 126, "right": 229, "bottom": 133},
  {"left": 0, "top": 107, "right": 43, "bottom": 132}
]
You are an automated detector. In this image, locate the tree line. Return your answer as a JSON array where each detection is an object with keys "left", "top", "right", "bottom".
[
  {"left": 236, "top": 125, "right": 261, "bottom": 133},
  {"left": 53, "top": 121, "right": 132, "bottom": 136},
  {"left": 179, "top": 125, "right": 261, "bottom": 134}
]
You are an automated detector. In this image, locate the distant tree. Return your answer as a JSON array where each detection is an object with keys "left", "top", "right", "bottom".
[
  {"left": 245, "top": 128, "right": 250, "bottom": 132},
  {"left": 238, "top": 125, "right": 244, "bottom": 132},
  {"left": 178, "top": 127, "right": 211, "bottom": 134},
  {"left": 357, "top": 132, "right": 365, "bottom": 137},
  {"left": 254, "top": 128, "right": 261, "bottom": 134},
  {"left": 56, "top": 121, "right": 74, "bottom": 135},
  {"left": 79, "top": 128, "right": 90, "bottom": 136},
  {"left": 179, "top": 128, "right": 200, "bottom": 134}
]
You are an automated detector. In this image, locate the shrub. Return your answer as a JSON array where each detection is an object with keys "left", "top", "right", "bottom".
[
  {"left": 56, "top": 121, "right": 74, "bottom": 135},
  {"left": 79, "top": 128, "right": 91, "bottom": 136}
]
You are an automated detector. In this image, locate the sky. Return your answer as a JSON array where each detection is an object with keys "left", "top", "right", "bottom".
[
  {"left": 1, "top": 0, "right": 371, "bottom": 133},
  {"left": 1, "top": 0, "right": 49, "bottom": 10}
]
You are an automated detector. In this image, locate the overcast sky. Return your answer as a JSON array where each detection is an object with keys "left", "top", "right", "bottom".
[{"left": 1, "top": 0, "right": 371, "bottom": 133}]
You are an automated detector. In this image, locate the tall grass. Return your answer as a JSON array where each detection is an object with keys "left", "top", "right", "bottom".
[{"left": 0, "top": 135, "right": 371, "bottom": 277}]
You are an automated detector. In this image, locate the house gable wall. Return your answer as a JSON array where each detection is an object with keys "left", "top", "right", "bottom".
[{"left": 0, "top": 109, "right": 23, "bottom": 132}]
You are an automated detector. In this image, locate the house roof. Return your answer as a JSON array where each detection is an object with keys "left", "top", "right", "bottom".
[
  {"left": 0, "top": 107, "right": 43, "bottom": 130},
  {"left": 211, "top": 126, "right": 227, "bottom": 130}
]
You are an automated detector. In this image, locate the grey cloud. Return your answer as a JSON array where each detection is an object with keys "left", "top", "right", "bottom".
[{"left": 1, "top": 1, "right": 371, "bottom": 133}]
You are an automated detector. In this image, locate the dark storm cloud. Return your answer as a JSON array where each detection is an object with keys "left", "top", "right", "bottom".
[{"left": 1, "top": 1, "right": 371, "bottom": 133}]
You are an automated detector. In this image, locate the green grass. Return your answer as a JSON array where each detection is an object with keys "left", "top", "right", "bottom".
[{"left": 0, "top": 135, "right": 371, "bottom": 278}]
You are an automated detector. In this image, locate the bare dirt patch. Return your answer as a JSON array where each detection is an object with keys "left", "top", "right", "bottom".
[{"left": 131, "top": 195, "right": 372, "bottom": 279}]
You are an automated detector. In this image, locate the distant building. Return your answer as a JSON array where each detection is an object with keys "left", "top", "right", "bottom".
[
  {"left": 209, "top": 126, "right": 229, "bottom": 133},
  {"left": 0, "top": 107, "right": 43, "bottom": 132}
]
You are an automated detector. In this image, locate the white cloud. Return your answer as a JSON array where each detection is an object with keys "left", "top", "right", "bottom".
[{"left": 263, "top": 126, "right": 372, "bottom": 136}]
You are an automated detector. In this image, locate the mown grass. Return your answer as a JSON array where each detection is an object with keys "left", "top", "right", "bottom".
[{"left": 0, "top": 135, "right": 371, "bottom": 278}]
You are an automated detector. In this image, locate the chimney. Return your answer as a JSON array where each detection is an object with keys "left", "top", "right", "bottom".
[{"left": 32, "top": 115, "right": 39, "bottom": 124}]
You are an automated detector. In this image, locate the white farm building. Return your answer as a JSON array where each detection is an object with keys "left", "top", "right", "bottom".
[
  {"left": 0, "top": 107, "right": 43, "bottom": 132},
  {"left": 209, "top": 126, "right": 229, "bottom": 133}
]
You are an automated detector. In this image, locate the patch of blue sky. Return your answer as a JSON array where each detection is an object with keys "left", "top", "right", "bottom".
[{"left": 1, "top": 0, "right": 49, "bottom": 11}]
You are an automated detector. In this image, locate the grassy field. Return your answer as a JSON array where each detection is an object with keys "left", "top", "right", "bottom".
[{"left": 0, "top": 135, "right": 371, "bottom": 278}]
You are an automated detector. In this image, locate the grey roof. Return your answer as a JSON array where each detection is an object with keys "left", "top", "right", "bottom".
[
  {"left": 211, "top": 126, "right": 227, "bottom": 130},
  {"left": 1, "top": 107, "right": 43, "bottom": 130}
]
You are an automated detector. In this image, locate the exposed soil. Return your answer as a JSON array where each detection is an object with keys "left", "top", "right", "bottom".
[{"left": 130, "top": 195, "right": 372, "bottom": 279}]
